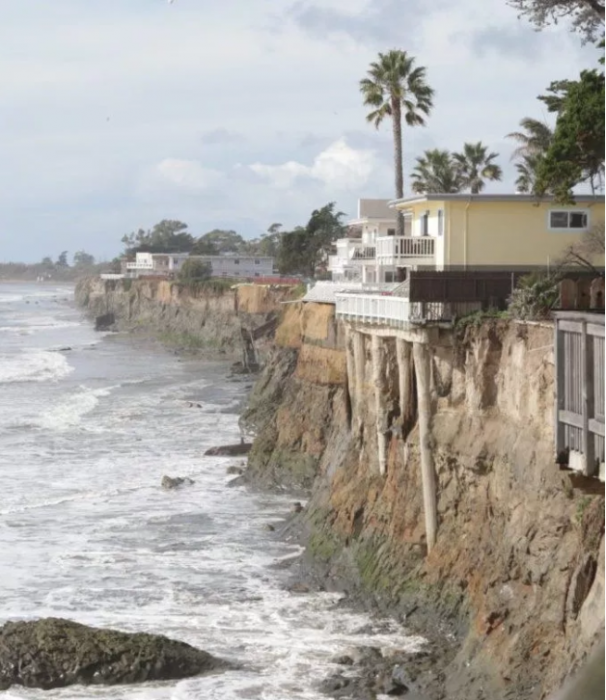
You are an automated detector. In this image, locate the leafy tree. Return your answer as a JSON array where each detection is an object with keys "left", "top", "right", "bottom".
[
  {"left": 534, "top": 66, "right": 605, "bottom": 201},
  {"left": 192, "top": 229, "right": 245, "bottom": 255},
  {"left": 411, "top": 149, "right": 464, "bottom": 194},
  {"left": 507, "top": 0, "right": 604, "bottom": 42},
  {"left": 179, "top": 258, "right": 212, "bottom": 282},
  {"left": 277, "top": 203, "right": 346, "bottom": 276},
  {"left": 360, "top": 50, "right": 434, "bottom": 235},
  {"left": 56, "top": 251, "right": 69, "bottom": 267},
  {"left": 452, "top": 142, "right": 503, "bottom": 194},
  {"left": 190, "top": 237, "right": 219, "bottom": 255},
  {"left": 73, "top": 250, "right": 96, "bottom": 267},
  {"left": 121, "top": 220, "right": 194, "bottom": 255},
  {"left": 40, "top": 256, "right": 54, "bottom": 267}
]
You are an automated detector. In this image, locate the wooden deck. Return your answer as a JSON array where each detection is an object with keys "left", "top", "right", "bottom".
[{"left": 554, "top": 311, "right": 605, "bottom": 480}]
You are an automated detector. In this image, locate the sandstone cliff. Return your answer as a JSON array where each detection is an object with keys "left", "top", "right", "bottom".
[
  {"left": 75, "top": 277, "right": 296, "bottom": 361},
  {"left": 243, "top": 301, "right": 605, "bottom": 700}
]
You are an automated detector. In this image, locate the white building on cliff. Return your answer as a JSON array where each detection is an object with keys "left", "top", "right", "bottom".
[{"left": 125, "top": 252, "right": 274, "bottom": 279}]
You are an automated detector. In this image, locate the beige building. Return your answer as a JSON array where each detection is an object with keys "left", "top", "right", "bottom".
[{"left": 386, "top": 194, "right": 605, "bottom": 271}]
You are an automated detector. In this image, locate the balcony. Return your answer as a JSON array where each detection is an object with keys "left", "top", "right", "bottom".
[
  {"left": 335, "top": 291, "right": 481, "bottom": 327},
  {"left": 376, "top": 236, "right": 435, "bottom": 266}
]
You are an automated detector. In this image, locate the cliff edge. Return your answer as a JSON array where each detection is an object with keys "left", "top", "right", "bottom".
[{"left": 242, "top": 301, "right": 605, "bottom": 700}]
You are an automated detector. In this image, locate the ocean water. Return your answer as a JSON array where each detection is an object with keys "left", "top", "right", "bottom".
[{"left": 0, "top": 282, "right": 424, "bottom": 700}]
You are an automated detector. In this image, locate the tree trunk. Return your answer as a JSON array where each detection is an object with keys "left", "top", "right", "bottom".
[{"left": 392, "top": 98, "right": 405, "bottom": 238}]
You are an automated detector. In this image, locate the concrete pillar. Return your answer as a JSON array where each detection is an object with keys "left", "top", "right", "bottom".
[
  {"left": 352, "top": 331, "right": 366, "bottom": 433},
  {"left": 396, "top": 338, "right": 414, "bottom": 435},
  {"left": 371, "top": 334, "right": 388, "bottom": 476},
  {"left": 413, "top": 341, "right": 438, "bottom": 552},
  {"left": 344, "top": 326, "right": 356, "bottom": 424}
]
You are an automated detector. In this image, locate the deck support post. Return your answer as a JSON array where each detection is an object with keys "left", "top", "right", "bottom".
[
  {"left": 396, "top": 338, "right": 414, "bottom": 436},
  {"left": 352, "top": 330, "right": 366, "bottom": 435},
  {"left": 371, "top": 334, "right": 387, "bottom": 476},
  {"left": 413, "top": 341, "right": 437, "bottom": 552}
]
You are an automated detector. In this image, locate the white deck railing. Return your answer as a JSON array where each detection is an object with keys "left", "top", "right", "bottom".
[
  {"left": 376, "top": 236, "right": 435, "bottom": 261},
  {"left": 336, "top": 293, "right": 412, "bottom": 327},
  {"left": 336, "top": 292, "right": 482, "bottom": 327}
]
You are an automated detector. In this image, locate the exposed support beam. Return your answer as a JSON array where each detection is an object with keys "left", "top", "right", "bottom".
[
  {"left": 371, "top": 334, "right": 388, "bottom": 476},
  {"left": 352, "top": 331, "right": 366, "bottom": 435},
  {"left": 396, "top": 338, "right": 414, "bottom": 436},
  {"left": 344, "top": 326, "right": 356, "bottom": 427},
  {"left": 413, "top": 341, "right": 438, "bottom": 552}
]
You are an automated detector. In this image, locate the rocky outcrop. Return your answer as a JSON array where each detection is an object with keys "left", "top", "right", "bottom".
[
  {"left": 204, "top": 443, "right": 252, "bottom": 456},
  {"left": 243, "top": 302, "right": 605, "bottom": 700},
  {"left": 75, "top": 277, "right": 297, "bottom": 360},
  {"left": 0, "top": 618, "right": 227, "bottom": 690},
  {"left": 161, "top": 475, "right": 195, "bottom": 489}
]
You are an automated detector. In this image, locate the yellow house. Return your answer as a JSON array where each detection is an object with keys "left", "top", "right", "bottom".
[{"left": 375, "top": 194, "right": 605, "bottom": 274}]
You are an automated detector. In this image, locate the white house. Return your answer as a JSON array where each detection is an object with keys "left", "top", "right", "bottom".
[
  {"left": 125, "top": 252, "right": 274, "bottom": 279},
  {"left": 328, "top": 199, "right": 411, "bottom": 284}
]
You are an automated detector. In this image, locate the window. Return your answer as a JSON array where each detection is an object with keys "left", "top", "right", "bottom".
[
  {"left": 549, "top": 209, "right": 589, "bottom": 231},
  {"left": 254, "top": 259, "right": 260, "bottom": 264},
  {"left": 234, "top": 259, "right": 240, "bottom": 264},
  {"left": 387, "top": 228, "right": 396, "bottom": 237},
  {"left": 437, "top": 209, "right": 444, "bottom": 237},
  {"left": 420, "top": 212, "right": 429, "bottom": 236}
]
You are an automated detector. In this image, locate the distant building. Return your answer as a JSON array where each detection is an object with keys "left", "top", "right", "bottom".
[{"left": 125, "top": 252, "right": 274, "bottom": 279}]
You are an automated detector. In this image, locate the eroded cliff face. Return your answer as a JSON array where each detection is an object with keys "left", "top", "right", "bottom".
[
  {"left": 244, "top": 302, "right": 605, "bottom": 700},
  {"left": 75, "top": 277, "right": 294, "bottom": 360}
]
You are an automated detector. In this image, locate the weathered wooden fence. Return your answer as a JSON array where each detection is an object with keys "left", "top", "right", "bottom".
[{"left": 554, "top": 311, "right": 605, "bottom": 480}]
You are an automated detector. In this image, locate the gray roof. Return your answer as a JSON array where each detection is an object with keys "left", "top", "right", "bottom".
[{"left": 389, "top": 194, "right": 605, "bottom": 208}]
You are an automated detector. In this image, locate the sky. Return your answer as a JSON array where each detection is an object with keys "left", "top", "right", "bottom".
[{"left": 0, "top": 0, "right": 600, "bottom": 263}]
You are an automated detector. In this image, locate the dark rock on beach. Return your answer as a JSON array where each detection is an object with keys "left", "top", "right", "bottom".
[
  {"left": 0, "top": 618, "right": 227, "bottom": 691},
  {"left": 161, "top": 475, "right": 195, "bottom": 489},
  {"left": 204, "top": 443, "right": 252, "bottom": 456},
  {"left": 94, "top": 312, "right": 115, "bottom": 331}
]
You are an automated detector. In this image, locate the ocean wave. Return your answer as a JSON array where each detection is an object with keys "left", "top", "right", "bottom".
[
  {"left": 0, "top": 350, "right": 73, "bottom": 384},
  {"left": 30, "top": 385, "right": 116, "bottom": 430}
]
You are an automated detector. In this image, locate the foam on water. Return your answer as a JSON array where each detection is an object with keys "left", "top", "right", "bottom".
[
  {"left": 0, "top": 285, "right": 427, "bottom": 700},
  {"left": 0, "top": 349, "right": 73, "bottom": 383}
]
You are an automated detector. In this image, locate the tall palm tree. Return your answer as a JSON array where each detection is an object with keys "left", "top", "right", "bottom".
[
  {"left": 360, "top": 50, "right": 434, "bottom": 236},
  {"left": 506, "top": 117, "right": 553, "bottom": 160},
  {"left": 452, "top": 142, "right": 503, "bottom": 194},
  {"left": 411, "top": 149, "right": 464, "bottom": 194}
]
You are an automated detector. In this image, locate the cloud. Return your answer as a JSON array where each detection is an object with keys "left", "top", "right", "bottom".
[
  {"left": 250, "top": 138, "right": 381, "bottom": 190},
  {"left": 144, "top": 159, "right": 225, "bottom": 192},
  {"left": 199, "top": 128, "right": 246, "bottom": 146}
]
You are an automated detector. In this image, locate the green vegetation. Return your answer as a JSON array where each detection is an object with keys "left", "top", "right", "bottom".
[
  {"left": 277, "top": 203, "right": 346, "bottom": 276},
  {"left": 360, "top": 49, "right": 434, "bottom": 236},
  {"left": 455, "top": 309, "right": 509, "bottom": 332},
  {"left": 575, "top": 495, "right": 594, "bottom": 524},
  {"left": 507, "top": 271, "right": 561, "bottom": 320},
  {"left": 178, "top": 258, "right": 212, "bottom": 283},
  {"left": 411, "top": 142, "right": 503, "bottom": 194},
  {"left": 507, "top": 0, "right": 604, "bottom": 43}
]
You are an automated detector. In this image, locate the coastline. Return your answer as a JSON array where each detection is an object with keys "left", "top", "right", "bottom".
[{"left": 73, "top": 277, "right": 606, "bottom": 700}]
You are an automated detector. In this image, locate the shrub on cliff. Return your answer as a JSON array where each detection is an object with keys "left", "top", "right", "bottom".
[{"left": 508, "top": 271, "right": 560, "bottom": 320}]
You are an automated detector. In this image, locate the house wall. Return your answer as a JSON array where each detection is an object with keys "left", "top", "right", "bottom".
[{"left": 445, "top": 200, "right": 605, "bottom": 267}]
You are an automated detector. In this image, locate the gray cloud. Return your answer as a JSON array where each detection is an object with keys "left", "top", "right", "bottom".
[{"left": 199, "top": 128, "right": 246, "bottom": 146}]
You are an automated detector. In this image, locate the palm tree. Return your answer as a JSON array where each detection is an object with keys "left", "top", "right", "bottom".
[
  {"left": 411, "top": 149, "right": 464, "bottom": 194},
  {"left": 452, "top": 142, "right": 503, "bottom": 194},
  {"left": 360, "top": 50, "right": 434, "bottom": 236},
  {"left": 505, "top": 118, "right": 554, "bottom": 195},
  {"left": 514, "top": 154, "right": 542, "bottom": 193},
  {"left": 506, "top": 117, "right": 553, "bottom": 160}
]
